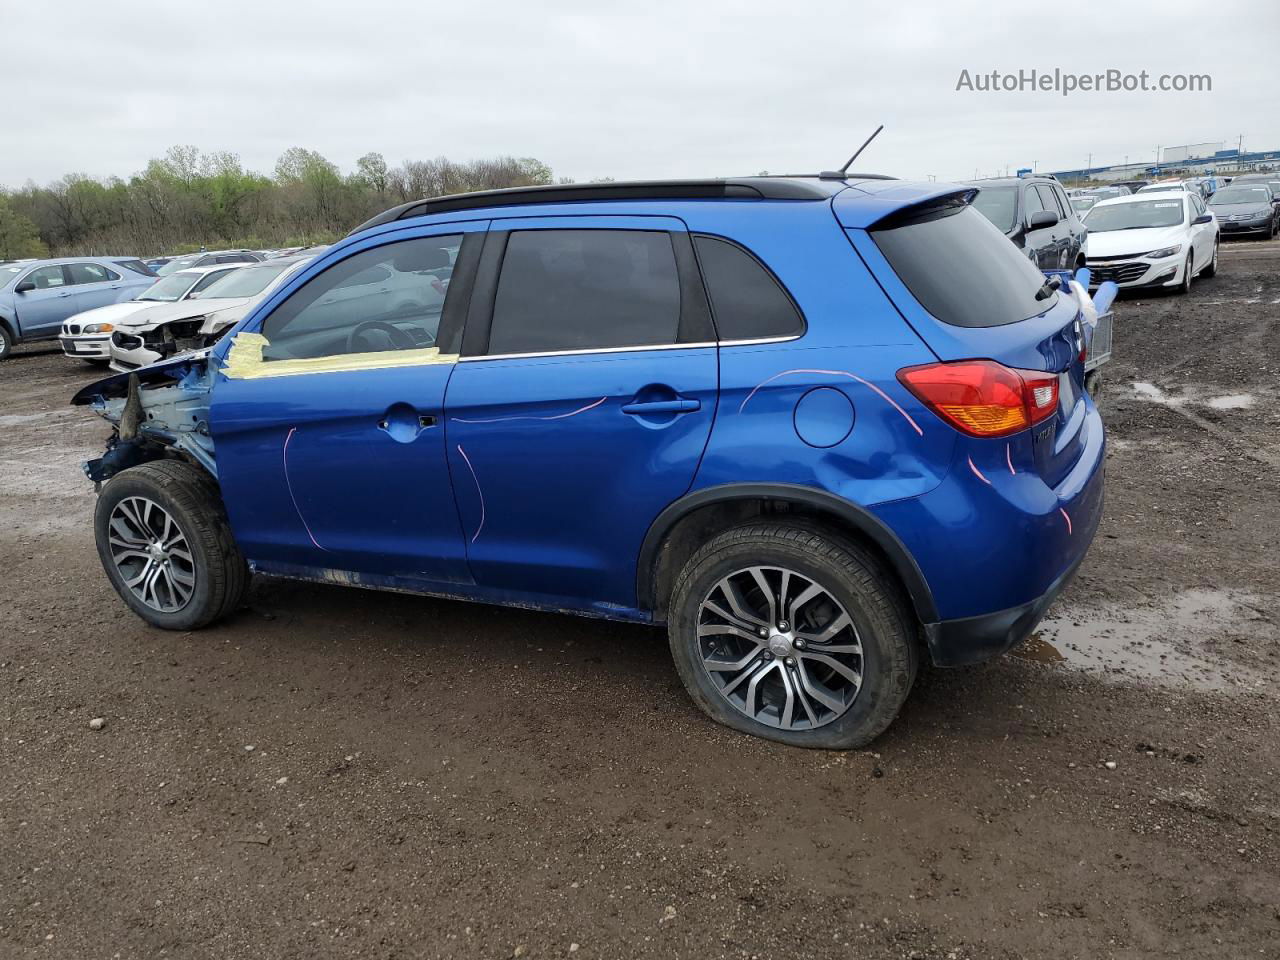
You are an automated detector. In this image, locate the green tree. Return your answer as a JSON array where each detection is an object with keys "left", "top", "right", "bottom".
[{"left": 0, "top": 198, "right": 48, "bottom": 259}]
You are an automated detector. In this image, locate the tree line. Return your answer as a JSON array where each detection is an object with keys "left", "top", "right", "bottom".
[{"left": 0, "top": 146, "right": 557, "bottom": 260}]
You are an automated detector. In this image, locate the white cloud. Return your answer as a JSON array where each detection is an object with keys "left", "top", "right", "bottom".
[{"left": 4, "top": 0, "right": 1277, "bottom": 188}]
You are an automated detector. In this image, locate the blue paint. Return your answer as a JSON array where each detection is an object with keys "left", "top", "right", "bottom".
[{"left": 112, "top": 177, "right": 1106, "bottom": 661}]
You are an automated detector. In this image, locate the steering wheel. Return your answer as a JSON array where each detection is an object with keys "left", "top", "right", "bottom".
[{"left": 346, "top": 319, "right": 417, "bottom": 354}]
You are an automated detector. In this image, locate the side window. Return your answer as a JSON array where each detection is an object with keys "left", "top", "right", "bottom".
[
  {"left": 67, "top": 262, "right": 121, "bottom": 284},
  {"left": 189, "top": 271, "right": 229, "bottom": 295},
  {"left": 487, "top": 229, "right": 680, "bottom": 355},
  {"left": 26, "top": 265, "right": 67, "bottom": 289},
  {"left": 1023, "top": 186, "right": 1047, "bottom": 222},
  {"left": 693, "top": 235, "right": 803, "bottom": 342},
  {"left": 1035, "top": 186, "right": 1062, "bottom": 218},
  {"left": 1052, "top": 185, "right": 1071, "bottom": 217},
  {"left": 260, "top": 234, "right": 462, "bottom": 362}
]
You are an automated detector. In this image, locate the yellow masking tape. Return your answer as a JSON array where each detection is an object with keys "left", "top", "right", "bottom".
[{"left": 221, "top": 332, "right": 458, "bottom": 380}]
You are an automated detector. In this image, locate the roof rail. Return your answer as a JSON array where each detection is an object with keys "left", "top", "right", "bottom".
[{"left": 349, "top": 176, "right": 892, "bottom": 235}]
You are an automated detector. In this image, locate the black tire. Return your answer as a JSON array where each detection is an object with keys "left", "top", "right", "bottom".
[
  {"left": 1178, "top": 253, "right": 1194, "bottom": 294},
  {"left": 0, "top": 324, "right": 12, "bottom": 361},
  {"left": 667, "top": 521, "right": 918, "bottom": 749},
  {"left": 94, "top": 459, "right": 249, "bottom": 630},
  {"left": 1202, "top": 239, "right": 1219, "bottom": 278}
]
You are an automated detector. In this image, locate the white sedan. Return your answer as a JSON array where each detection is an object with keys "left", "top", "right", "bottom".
[
  {"left": 59, "top": 264, "right": 248, "bottom": 363},
  {"left": 1082, "top": 192, "right": 1220, "bottom": 294}
]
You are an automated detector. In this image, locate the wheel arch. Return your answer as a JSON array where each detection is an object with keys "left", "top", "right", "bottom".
[
  {"left": 638, "top": 483, "right": 938, "bottom": 626},
  {"left": 0, "top": 309, "right": 17, "bottom": 340}
]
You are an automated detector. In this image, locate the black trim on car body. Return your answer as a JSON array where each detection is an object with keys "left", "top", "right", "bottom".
[{"left": 636, "top": 483, "right": 940, "bottom": 625}]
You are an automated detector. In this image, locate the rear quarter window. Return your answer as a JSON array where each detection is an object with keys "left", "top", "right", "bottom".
[
  {"left": 870, "top": 203, "right": 1056, "bottom": 328},
  {"left": 693, "top": 235, "right": 803, "bottom": 341}
]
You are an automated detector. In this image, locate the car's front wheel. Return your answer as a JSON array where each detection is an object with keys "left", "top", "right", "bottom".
[
  {"left": 667, "top": 522, "right": 918, "bottom": 749},
  {"left": 1178, "top": 253, "right": 1194, "bottom": 294},
  {"left": 94, "top": 460, "right": 249, "bottom": 630},
  {"left": 0, "top": 325, "right": 12, "bottom": 361},
  {"left": 1202, "top": 239, "right": 1219, "bottom": 277}
]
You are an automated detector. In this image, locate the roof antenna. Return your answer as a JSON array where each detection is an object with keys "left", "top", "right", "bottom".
[{"left": 819, "top": 124, "right": 885, "bottom": 180}]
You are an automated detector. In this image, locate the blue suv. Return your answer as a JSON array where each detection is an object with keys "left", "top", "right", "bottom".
[{"left": 74, "top": 176, "right": 1106, "bottom": 748}]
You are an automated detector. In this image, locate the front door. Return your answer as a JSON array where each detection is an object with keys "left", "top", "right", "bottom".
[
  {"left": 14, "top": 264, "right": 80, "bottom": 338},
  {"left": 209, "top": 225, "right": 486, "bottom": 584},
  {"left": 444, "top": 216, "right": 719, "bottom": 611}
]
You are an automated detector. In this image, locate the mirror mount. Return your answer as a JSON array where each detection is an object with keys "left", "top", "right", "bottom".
[{"left": 1191, "top": 213, "right": 1213, "bottom": 225}]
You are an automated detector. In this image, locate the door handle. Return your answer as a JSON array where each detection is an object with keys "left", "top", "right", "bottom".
[{"left": 621, "top": 398, "right": 701, "bottom": 415}]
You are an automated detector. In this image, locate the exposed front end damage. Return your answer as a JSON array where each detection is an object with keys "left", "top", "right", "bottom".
[{"left": 71, "top": 350, "right": 218, "bottom": 486}]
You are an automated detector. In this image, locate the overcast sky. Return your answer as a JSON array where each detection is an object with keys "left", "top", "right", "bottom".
[{"left": 4, "top": 0, "right": 1278, "bottom": 189}]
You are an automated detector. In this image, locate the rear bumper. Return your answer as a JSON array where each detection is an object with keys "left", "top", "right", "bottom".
[
  {"left": 875, "top": 401, "right": 1106, "bottom": 667},
  {"left": 922, "top": 530, "right": 1094, "bottom": 666}
]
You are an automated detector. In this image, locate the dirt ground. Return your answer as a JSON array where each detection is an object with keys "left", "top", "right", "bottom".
[{"left": 2, "top": 241, "right": 1278, "bottom": 960}]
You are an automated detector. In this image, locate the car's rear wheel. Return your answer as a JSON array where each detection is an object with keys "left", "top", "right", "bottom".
[
  {"left": 94, "top": 460, "right": 249, "bottom": 630},
  {"left": 667, "top": 522, "right": 917, "bottom": 749}
]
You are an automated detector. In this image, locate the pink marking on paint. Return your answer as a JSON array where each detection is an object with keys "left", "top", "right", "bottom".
[
  {"left": 1059, "top": 507, "right": 1073, "bottom": 535},
  {"left": 1006, "top": 442, "right": 1016, "bottom": 476},
  {"left": 968, "top": 455, "right": 992, "bottom": 486},
  {"left": 282, "top": 427, "right": 328, "bottom": 552},
  {"left": 452, "top": 396, "right": 607, "bottom": 424},
  {"left": 737, "top": 368, "right": 923, "bottom": 436},
  {"left": 456, "top": 444, "right": 485, "bottom": 543}
]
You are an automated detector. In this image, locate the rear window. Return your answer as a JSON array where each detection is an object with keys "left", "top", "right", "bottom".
[
  {"left": 118, "top": 259, "right": 156, "bottom": 277},
  {"left": 870, "top": 203, "right": 1057, "bottom": 328}
]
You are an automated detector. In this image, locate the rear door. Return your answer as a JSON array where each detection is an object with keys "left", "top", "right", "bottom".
[
  {"left": 443, "top": 216, "right": 718, "bottom": 611},
  {"left": 67, "top": 262, "right": 127, "bottom": 311}
]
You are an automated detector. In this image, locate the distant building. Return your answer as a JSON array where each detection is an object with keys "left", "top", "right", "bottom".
[{"left": 1051, "top": 146, "right": 1279, "bottom": 184}]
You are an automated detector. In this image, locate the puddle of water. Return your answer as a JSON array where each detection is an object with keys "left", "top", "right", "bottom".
[
  {"left": 1206, "top": 394, "right": 1254, "bottom": 410},
  {"left": 1012, "top": 589, "right": 1273, "bottom": 692},
  {"left": 1130, "top": 382, "right": 1260, "bottom": 413}
]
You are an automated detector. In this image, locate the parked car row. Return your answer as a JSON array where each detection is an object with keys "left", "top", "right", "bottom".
[{"left": 0, "top": 257, "right": 157, "bottom": 360}]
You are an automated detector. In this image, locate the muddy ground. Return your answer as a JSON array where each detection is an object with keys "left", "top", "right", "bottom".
[{"left": 2, "top": 241, "right": 1278, "bottom": 960}]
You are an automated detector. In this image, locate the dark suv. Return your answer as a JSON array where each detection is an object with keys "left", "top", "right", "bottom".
[{"left": 967, "top": 176, "right": 1088, "bottom": 270}]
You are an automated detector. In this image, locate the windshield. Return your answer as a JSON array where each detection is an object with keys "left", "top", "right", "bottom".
[
  {"left": 155, "top": 257, "right": 199, "bottom": 276},
  {"left": 1138, "top": 183, "right": 1184, "bottom": 193},
  {"left": 1071, "top": 197, "right": 1098, "bottom": 212},
  {"left": 1084, "top": 199, "right": 1185, "bottom": 231},
  {"left": 138, "top": 271, "right": 202, "bottom": 302},
  {"left": 190, "top": 261, "right": 294, "bottom": 299},
  {"left": 1, "top": 264, "right": 26, "bottom": 287},
  {"left": 969, "top": 186, "right": 1018, "bottom": 234},
  {"left": 1210, "top": 186, "right": 1272, "bottom": 205}
]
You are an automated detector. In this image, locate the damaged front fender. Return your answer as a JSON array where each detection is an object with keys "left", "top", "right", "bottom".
[{"left": 72, "top": 349, "right": 218, "bottom": 483}]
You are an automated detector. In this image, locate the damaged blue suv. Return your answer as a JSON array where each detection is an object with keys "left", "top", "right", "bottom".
[{"left": 74, "top": 176, "right": 1107, "bottom": 748}]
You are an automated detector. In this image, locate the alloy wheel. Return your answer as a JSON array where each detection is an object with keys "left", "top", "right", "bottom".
[
  {"left": 107, "top": 496, "right": 196, "bottom": 612},
  {"left": 696, "top": 566, "right": 863, "bottom": 731}
]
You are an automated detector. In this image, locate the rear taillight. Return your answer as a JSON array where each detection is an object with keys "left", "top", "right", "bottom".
[{"left": 897, "top": 360, "right": 1059, "bottom": 438}]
